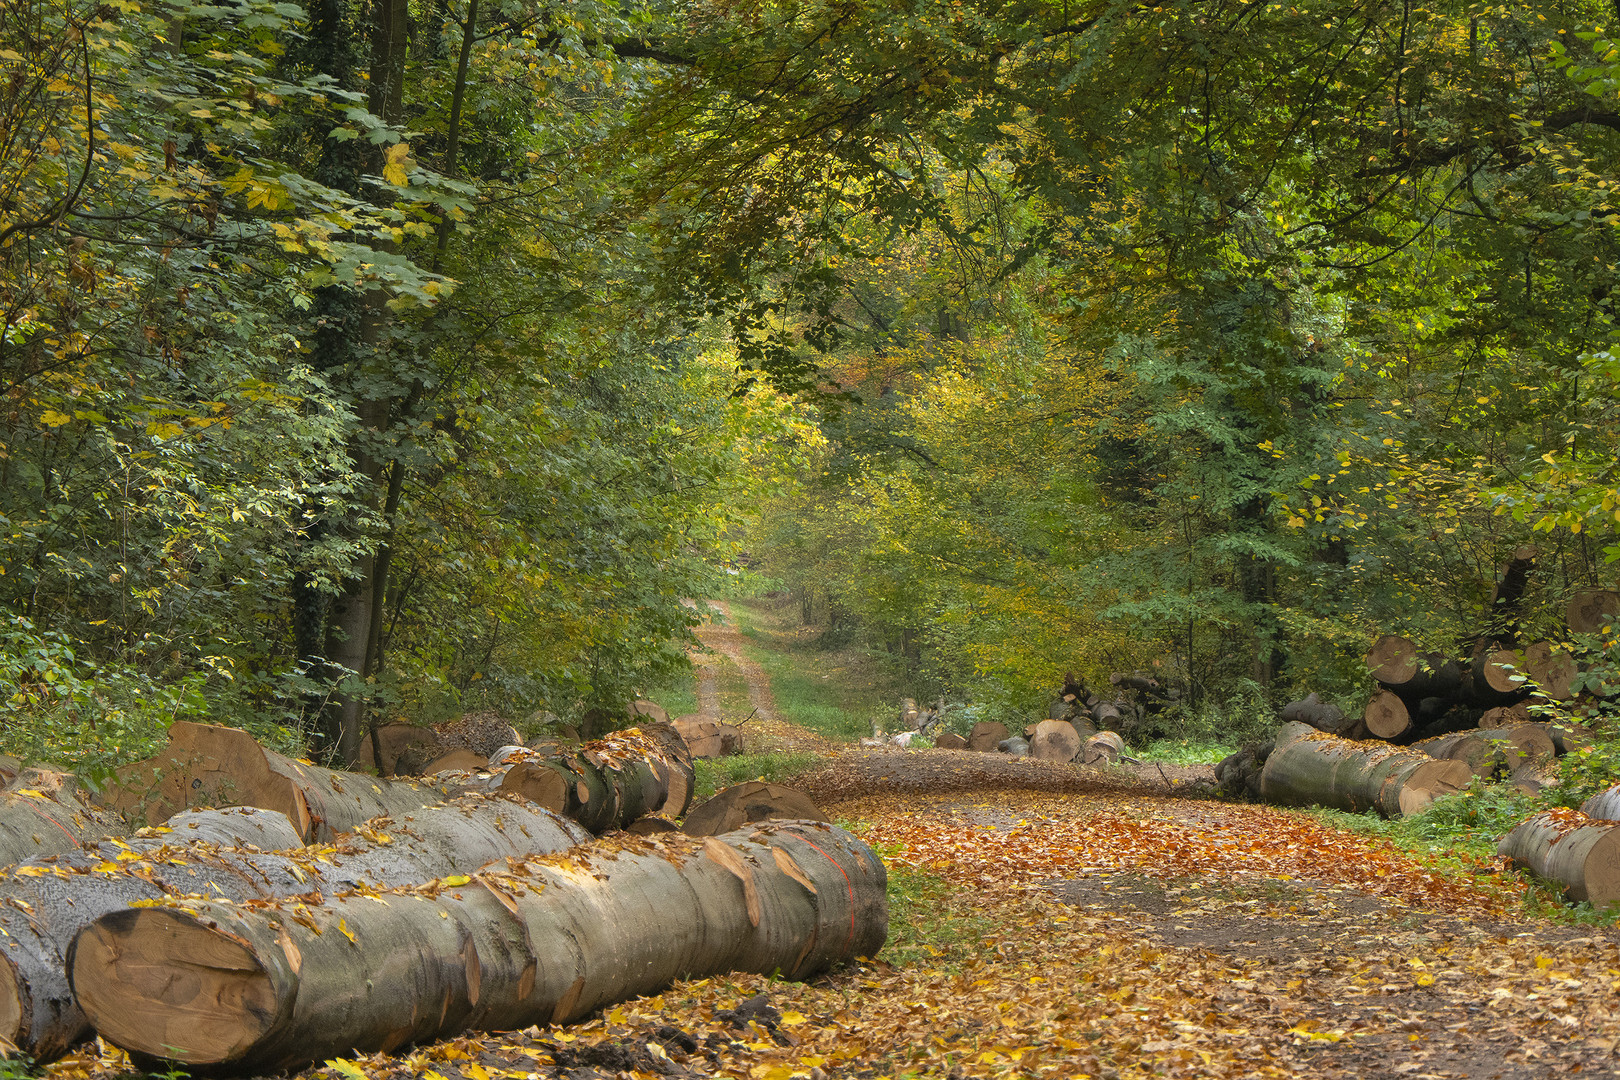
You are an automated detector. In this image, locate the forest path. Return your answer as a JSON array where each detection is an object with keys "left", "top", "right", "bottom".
[{"left": 688, "top": 599, "right": 835, "bottom": 755}]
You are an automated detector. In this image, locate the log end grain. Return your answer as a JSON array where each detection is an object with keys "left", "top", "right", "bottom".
[
  {"left": 1029, "top": 720, "right": 1081, "bottom": 763},
  {"left": 1363, "top": 691, "right": 1411, "bottom": 740},
  {"left": 69, "top": 908, "right": 276, "bottom": 1065},
  {"left": 1365, "top": 635, "right": 1419, "bottom": 685},
  {"left": 967, "top": 722, "right": 1009, "bottom": 753}
]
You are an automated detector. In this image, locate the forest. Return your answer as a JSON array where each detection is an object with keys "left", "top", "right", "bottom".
[{"left": 7, "top": 0, "right": 1620, "bottom": 770}]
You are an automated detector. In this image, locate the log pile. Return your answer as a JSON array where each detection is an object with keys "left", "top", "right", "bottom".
[
  {"left": 68, "top": 821, "right": 888, "bottom": 1072},
  {"left": 461, "top": 725, "right": 695, "bottom": 833},
  {"left": 1498, "top": 807, "right": 1620, "bottom": 909},
  {"left": 0, "top": 794, "right": 590, "bottom": 1059},
  {"left": 101, "top": 721, "right": 461, "bottom": 840},
  {"left": 0, "top": 770, "right": 128, "bottom": 867},
  {"left": 1258, "top": 723, "right": 1473, "bottom": 817}
]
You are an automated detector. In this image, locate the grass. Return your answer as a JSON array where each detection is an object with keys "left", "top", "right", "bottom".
[
  {"left": 644, "top": 681, "right": 697, "bottom": 720},
  {"left": 691, "top": 751, "right": 820, "bottom": 801},
  {"left": 859, "top": 856, "right": 999, "bottom": 971}
]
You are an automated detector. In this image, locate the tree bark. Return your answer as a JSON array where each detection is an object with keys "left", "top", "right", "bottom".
[
  {"left": 1, "top": 794, "right": 587, "bottom": 1060},
  {"left": 1580, "top": 784, "right": 1620, "bottom": 821},
  {"left": 1258, "top": 723, "right": 1470, "bottom": 818},
  {"left": 0, "top": 771, "right": 126, "bottom": 868},
  {"left": 1498, "top": 808, "right": 1620, "bottom": 907},
  {"left": 69, "top": 822, "right": 887, "bottom": 1073},
  {"left": 99, "top": 721, "right": 461, "bottom": 841}
]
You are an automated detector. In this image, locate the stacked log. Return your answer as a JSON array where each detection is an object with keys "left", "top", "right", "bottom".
[
  {"left": 101, "top": 721, "right": 460, "bottom": 840},
  {"left": 968, "top": 721, "right": 1008, "bottom": 752},
  {"left": 1029, "top": 720, "right": 1082, "bottom": 762},
  {"left": 0, "top": 794, "right": 589, "bottom": 1059},
  {"left": 1258, "top": 723, "right": 1471, "bottom": 818},
  {"left": 681, "top": 782, "right": 828, "bottom": 836},
  {"left": 672, "top": 718, "right": 744, "bottom": 758},
  {"left": 1498, "top": 808, "right": 1620, "bottom": 908},
  {"left": 68, "top": 821, "right": 889, "bottom": 1073},
  {"left": 468, "top": 725, "right": 695, "bottom": 832}
]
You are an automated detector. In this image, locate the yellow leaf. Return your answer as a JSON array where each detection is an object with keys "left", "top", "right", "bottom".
[
  {"left": 1416, "top": 973, "right": 1436, "bottom": 986},
  {"left": 441, "top": 874, "right": 470, "bottom": 887},
  {"left": 465, "top": 1065, "right": 490, "bottom": 1080},
  {"left": 338, "top": 919, "right": 357, "bottom": 945},
  {"left": 40, "top": 409, "right": 73, "bottom": 428},
  {"left": 325, "top": 1059, "right": 368, "bottom": 1080},
  {"left": 779, "top": 1010, "right": 807, "bottom": 1026}
]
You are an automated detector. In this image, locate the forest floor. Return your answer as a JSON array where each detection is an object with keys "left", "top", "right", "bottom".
[{"left": 51, "top": 600, "right": 1620, "bottom": 1080}]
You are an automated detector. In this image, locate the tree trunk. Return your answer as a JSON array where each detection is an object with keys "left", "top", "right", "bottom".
[
  {"left": 100, "top": 721, "right": 460, "bottom": 840},
  {"left": 1258, "top": 722, "right": 1470, "bottom": 818},
  {"left": 1580, "top": 784, "right": 1620, "bottom": 821},
  {"left": 1278, "top": 693, "right": 1360, "bottom": 737},
  {"left": 968, "top": 721, "right": 1008, "bottom": 752},
  {"left": 1082, "top": 730, "right": 1125, "bottom": 764},
  {"left": 1409, "top": 731, "right": 1526, "bottom": 777},
  {"left": 69, "top": 822, "right": 887, "bottom": 1073},
  {"left": 2, "top": 794, "right": 587, "bottom": 1060},
  {"left": 1498, "top": 808, "right": 1620, "bottom": 907},
  {"left": 0, "top": 771, "right": 126, "bottom": 867}
]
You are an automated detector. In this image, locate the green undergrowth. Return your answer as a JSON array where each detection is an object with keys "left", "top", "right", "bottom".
[
  {"left": 1136, "top": 737, "right": 1237, "bottom": 765},
  {"left": 691, "top": 751, "right": 820, "bottom": 801}
]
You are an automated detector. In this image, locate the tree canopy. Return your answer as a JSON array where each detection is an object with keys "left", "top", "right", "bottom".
[{"left": 5, "top": 0, "right": 1620, "bottom": 765}]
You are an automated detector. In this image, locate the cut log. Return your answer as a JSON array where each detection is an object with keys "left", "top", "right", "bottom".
[
  {"left": 422, "top": 749, "right": 488, "bottom": 774},
  {"left": 1259, "top": 723, "right": 1471, "bottom": 818},
  {"left": 672, "top": 718, "right": 744, "bottom": 758},
  {"left": 1365, "top": 634, "right": 1419, "bottom": 685},
  {"left": 434, "top": 712, "right": 523, "bottom": 759},
  {"left": 1029, "top": 720, "right": 1082, "bottom": 763},
  {"left": 1471, "top": 646, "right": 1528, "bottom": 703},
  {"left": 1081, "top": 730, "right": 1126, "bottom": 765},
  {"left": 1214, "top": 740, "right": 1274, "bottom": 800},
  {"left": 0, "top": 793, "right": 588, "bottom": 1060},
  {"left": 69, "top": 822, "right": 887, "bottom": 1072},
  {"left": 485, "top": 726, "right": 696, "bottom": 833},
  {"left": 101, "top": 722, "right": 457, "bottom": 841},
  {"left": 681, "top": 782, "right": 828, "bottom": 836},
  {"left": 1522, "top": 642, "right": 1577, "bottom": 701},
  {"left": 1363, "top": 690, "right": 1412, "bottom": 740},
  {"left": 1545, "top": 722, "right": 1593, "bottom": 755},
  {"left": 1278, "top": 693, "right": 1352, "bottom": 736},
  {"left": 1498, "top": 808, "right": 1620, "bottom": 906},
  {"left": 1410, "top": 732, "right": 1523, "bottom": 778},
  {"left": 898, "top": 699, "right": 922, "bottom": 729},
  {"left": 0, "top": 771, "right": 127, "bottom": 869},
  {"left": 1091, "top": 702, "right": 1127, "bottom": 729},
  {"left": 624, "top": 817, "right": 680, "bottom": 835},
  {"left": 933, "top": 733, "right": 968, "bottom": 750},
  {"left": 1479, "top": 702, "right": 1531, "bottom": 730},
  {"left": 1502, "top": 723, "right": 1556, "bottom": 764},
  {"left": 1580, "top": 784, "right": 1620, "bottom": 822},
  {"left": 367, "top": 723, "right": 445, "bottom": 777},
  {"left": 998, "top": 736, "right": 1030, "bottom": 757},
  {"left": 1567, "top": 588, "right": 1620, "bottom": 634},
  {"left": 968, "top": 721, "right": 1009, "bottom": 752},
  {"left": 630, "top": 699, "right": 670, "bottom": 724},
  {"left": 1506, "top": 762, "right": 1560, "bottom": 797}
]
